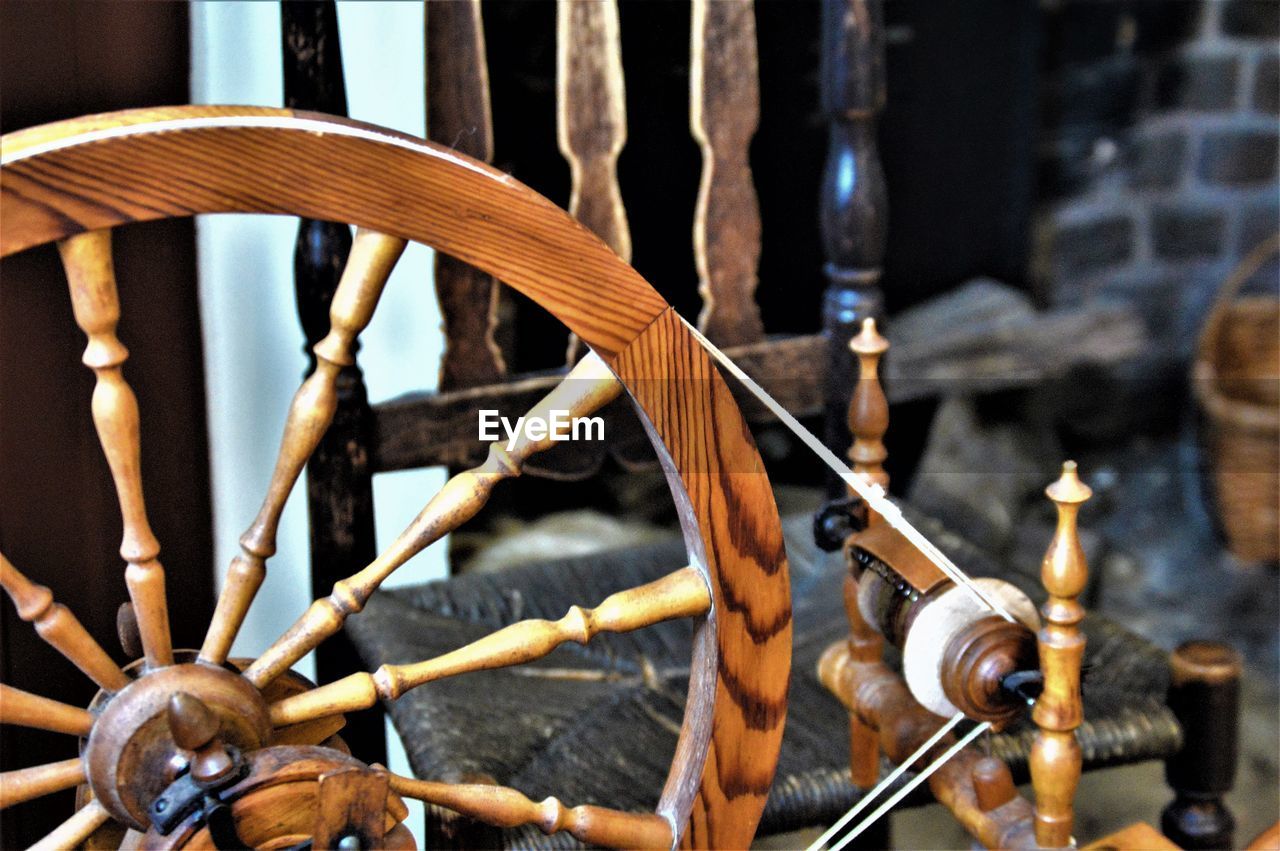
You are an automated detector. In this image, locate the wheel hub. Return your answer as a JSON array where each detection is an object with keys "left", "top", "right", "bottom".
[{"left": 83, "top": 660, "right": 270, "bottom": 829}]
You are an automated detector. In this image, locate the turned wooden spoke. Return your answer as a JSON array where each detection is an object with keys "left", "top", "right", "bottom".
[
  {"left": 691, "top": 0, "right": 765, "bottom": 346},
  {"left": 58, "top": 229, "right": 172, "bottom": 667},
  {"left": 0, "top": 684, "right": 94, "bottom": 736},
  {"left": 270, "top": 566, "right": 708, "bottom": 727},
  {"left": 30, "top": 800, "right": 110, "bottom": 851},
  {"left": 387, "top": 773, "right": 672, "bottom": 849},
  {"left": 0, "top": 758, "right": 86, "bottom": 810},
  {"left": 199, "top": 229, "right": 405, "bottom": 666},
  {"left": 243, "top": 353, "right": 625, "bottom": 688},
  {"left": 558, "top": 0, "right": 631, "bottom": 363},
  {"left": 0, "top": 552, "right": 130, "bottom": 693}
]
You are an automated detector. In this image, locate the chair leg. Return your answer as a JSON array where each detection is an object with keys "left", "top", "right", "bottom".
[{"left": 1161, "top": 641, "right": 1241, "bottom": 850}]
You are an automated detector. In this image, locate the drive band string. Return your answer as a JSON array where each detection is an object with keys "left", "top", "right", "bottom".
[
  {"left": 805, "top": 712, "right": 966, "bottom": 851},
  {"left": 824, "top": 721, "right": 992, "bottom": 851}
]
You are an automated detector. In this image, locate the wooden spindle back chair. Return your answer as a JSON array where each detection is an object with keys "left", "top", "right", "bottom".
[
  {"left": 281, "top": 0, "right": 892, "bottom": 757},
  {"left": 277, "top": 0, "right": 879, "bottom": 772}
]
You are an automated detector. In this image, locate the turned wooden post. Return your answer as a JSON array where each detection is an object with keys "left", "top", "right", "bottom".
[
  {"left": 280, "top": 0, "right": 385, "bottom": 765},
  {"left": 201, "top": 229, "right": 403, "bottom": 669},
  {"left": 841, "top": 572, "right": 882, "bottom": 789},
  {"left": 821, "top": 0, "right": 888, "bottom": 493},
  {"left": 1161, "top": 641, "right": 1241, "bottom": 850},
  {"left": 0, "top": 758, "right": 86, "bottom": 810},
  {"left": 847, "top": 317, "right": 889, "bottom": 496},
  {"left": 0, "top": 684, "right": 94, "bottom": 737},
  {"left": 1030, "top": 462, "right": 1092, "bottom": 848},
  {"left": 29, "top": 801, "right": 109, "bottom": 851},
  {"left": 840, "top": 315, "right": 889, "bottom": 841},
  {"left": 388, "top": 774, "right": 672, "bottom": 849}
]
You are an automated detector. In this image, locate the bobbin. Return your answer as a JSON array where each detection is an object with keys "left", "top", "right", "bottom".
[
  {"left": 854, "top": 564, "right": 1039, "bottom": 725},
  {"left": 902, "top": 579, "right": 1038, "bottom": 725}
]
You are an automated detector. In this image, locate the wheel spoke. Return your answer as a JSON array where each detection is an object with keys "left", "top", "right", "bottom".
[
  {"left": 0, "top": 684, "right": 94, "bottom": 736},
  {"left": 30, "top": 800, "right": 110, "bottom": 851},
  {"left": 271, "top": 713, "right": 347, "bottom": 748},
  {"left": 58, "top": 229, "right": 171, "bottom": 667},
  {"left": 0, "top": 758, "right": 85, "bottom": 810},
  {"left": 243, "top": 351, "right": 625, "bottom": 688},
  {"left": 199, "top": 229, "right": 406, "bottom": 666},
  {"left": 387, "top": 772, "right": 672, "bottom": 849},
  {"left": 269, "top": 565, "right": 708, "bottom": 727},
  {"left": 0, "top": 552, "right": 130, "bottom": 693}
]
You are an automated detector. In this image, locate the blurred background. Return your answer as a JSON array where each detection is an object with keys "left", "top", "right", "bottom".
[{"left": 1, "top": 0, "right": 1276, "bottom": 847}]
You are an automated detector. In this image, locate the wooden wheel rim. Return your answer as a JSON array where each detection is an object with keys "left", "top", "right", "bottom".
[{"left": 1, "top": 106, "right": 791, "bottom": 849}]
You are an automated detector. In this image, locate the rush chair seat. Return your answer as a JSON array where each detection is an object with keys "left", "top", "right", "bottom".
[{"left": 347, "top": 509, "right": 1182, "bottom": 847}]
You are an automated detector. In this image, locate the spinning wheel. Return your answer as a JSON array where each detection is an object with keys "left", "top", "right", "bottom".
[{"left": 0, "top": 107, "right": 792, "bottom": 849}]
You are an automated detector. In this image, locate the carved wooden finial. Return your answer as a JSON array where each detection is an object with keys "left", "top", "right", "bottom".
[
  {"left": 841, "top": 571, "right": 883, "bottom": 788},
  {"left": 1030, "top": 460, "right": 1092, "bottom": 848},
  {"left": 847, "top": 317, "right": 890, "bottom": 493},
  {"left": 168, "top": 692, "right": 234, "bottom": 785},
  {"left": 167, "top": 692, "right": 219, "bottom": 752}
]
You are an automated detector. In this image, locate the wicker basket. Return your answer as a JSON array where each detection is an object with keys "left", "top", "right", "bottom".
[{"left": 1192, "top": 235, "right": 1280, "bottom": 563}]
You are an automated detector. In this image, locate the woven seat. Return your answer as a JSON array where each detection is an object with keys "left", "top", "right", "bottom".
[{"left": 347, "top": 510, "right": 1181, "bottom": 846}]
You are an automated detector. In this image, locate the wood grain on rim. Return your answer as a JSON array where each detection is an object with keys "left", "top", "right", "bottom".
[{"left": 0, "top": 106, "right": 790, "bottom": 849}]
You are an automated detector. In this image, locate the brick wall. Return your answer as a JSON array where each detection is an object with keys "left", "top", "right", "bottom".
[{"left": 1035, "top": 0, "right": 1278, "bottom": 372}]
